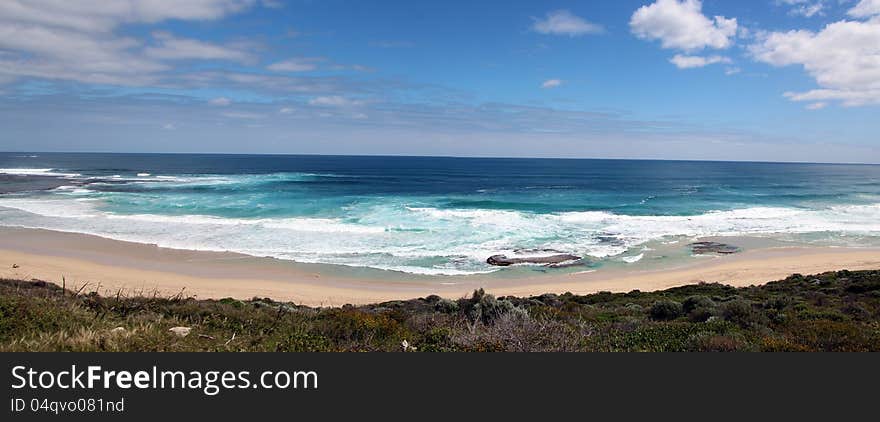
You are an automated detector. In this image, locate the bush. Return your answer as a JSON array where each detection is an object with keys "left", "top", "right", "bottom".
[
  {"left": 763, "top": 296, "right": 793, "bottom": 310},
  {"left": 434, "top": 298, "right": 459, "bottom": 313},
  {"left": 688, "top": 307, "right": 716, "bottom": 323},
  {"left": 687, "top": 333, "right": 745, "bottom": 352},
  {"left": 464, "top": 289, "right": 528, "bottom": 324},
  {"left": 624, "top": 303, "right": 644, "bottom": 313},
  {"left": 841, "top": 303, "right": 871, "bottom": 321},
  {"left": 721, "top": 300, "right": 767, "bottom": 328},
  {"left": 683, "top": 295, "right": 715, "bottom": 314},
  {"left": 649, "top": 300, "right": 683, "bottom": 321}
]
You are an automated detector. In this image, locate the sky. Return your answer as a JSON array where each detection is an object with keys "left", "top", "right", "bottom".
[{"left": 0, "top": 0, "right": 879, "bottom": 163}]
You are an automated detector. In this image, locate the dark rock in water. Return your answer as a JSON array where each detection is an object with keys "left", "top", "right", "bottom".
[
  {"left": 487, "top": 254, "right": 581, "bottom": 266},
  {"left": 513, "top": 247, "right": 564, "bottom": 255},
  {"left": 689, "top": 241, "right": 740, "bottom": 255}
]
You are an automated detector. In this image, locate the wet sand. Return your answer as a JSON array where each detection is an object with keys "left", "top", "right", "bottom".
[{"left": 2, "top": 226, "right": 879, "bottom": 306}]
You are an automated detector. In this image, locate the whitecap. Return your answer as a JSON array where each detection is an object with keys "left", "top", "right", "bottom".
[{"left": 0, "top": 168, "right": 81, "bottom": 178}]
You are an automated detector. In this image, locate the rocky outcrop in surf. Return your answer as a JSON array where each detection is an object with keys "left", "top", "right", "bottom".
[{"left": 487, "top": 254, "right": 581, "bottom": 266}]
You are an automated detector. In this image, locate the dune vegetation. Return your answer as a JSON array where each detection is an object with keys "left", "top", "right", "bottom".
[{"left": 1, "top": 270, "right": 879, "bottom": 352}]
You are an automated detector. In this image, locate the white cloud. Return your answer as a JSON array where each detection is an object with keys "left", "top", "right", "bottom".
[
  {"left": 0, "top": 0, "right": 256, "bottom": 33},
  {"left": 541, "top": 79, "right": 563, "bottom": 88},
  {"left": 308, "top": 96, "right": 363, "bottom": 107},
  {"left": 209, "top": 97, "right": 232, "bottom": 106},
  {"left": 0, "top": 23, "right": 166, "bottom": 85},
  {"left": 805, "top": 102, "right": 827, "bottom": 110},
  {"left": 669, "top": 54, "right": 731, "bottom": 68},
  {"left": 777, "top": 1, "right": 825, "bottom": 18},
  {"left": 279, "top": 107, "right": 295, "bottom": 114},
  {"left": 532, "top": 10, "right": 603, "bottom": 36},
  {"left": 725, "top": 67, "right": 741, "bottom": 75},
  {"left": 848, "top": 0, "right": 880, "bottom": 18},
  {"left": 267, "top": 58, "right": 323, "bottom": 72},
  {"left": 749, "top": 18, "right": 880, "bottom": 106},
  {"left": 0, "top": 0, "right": 258, "bottom": 86},
  {"left": 630, "top": 0, "right": 737, "bottom": 51},
  {"left": 145, "top": 31, "right": 251, "bottom": 62},
  {"left": 222, "top": 111, "right": 264, "bottom": 119}
]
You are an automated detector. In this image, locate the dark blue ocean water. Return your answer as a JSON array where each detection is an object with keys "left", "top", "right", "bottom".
[{"left": 2, "top": 153, "right": 880, "bottom": 274}]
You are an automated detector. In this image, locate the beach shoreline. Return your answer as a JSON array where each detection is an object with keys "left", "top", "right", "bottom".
[{"left": 2, "top": 226, "right": 880, "bottom": 306}]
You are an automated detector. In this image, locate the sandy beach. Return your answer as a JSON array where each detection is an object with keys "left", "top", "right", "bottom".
[{"left": 3, "top": 226, "right": 879, "bottom": 306}]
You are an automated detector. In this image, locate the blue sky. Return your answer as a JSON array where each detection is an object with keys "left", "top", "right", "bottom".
[{"left": 1, "top": 0, "right": 879, "bottom": 162}]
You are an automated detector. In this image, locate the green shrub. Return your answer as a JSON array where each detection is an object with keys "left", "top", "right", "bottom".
[
  {"left": 434, "top": 298, "right": 459, "bottom": 313},
  {"left": 649, "top": 300, "right": 683, "bottom": 321},
  {"left": 688, "top": 307, "right": 716, "bottom": 323},
  {"left": 683, "top": 295, "right": 715, "bottom": 314},
  {"left": 464, "top": 289, "right": 528, "bottom": 324},
  {"left": 721, "top": 300, "right": 767, "bottom": 328}
]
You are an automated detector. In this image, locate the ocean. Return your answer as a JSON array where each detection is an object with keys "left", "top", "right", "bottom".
[{"left": 2, "top": 152, "right": 880, "bottom": 275}]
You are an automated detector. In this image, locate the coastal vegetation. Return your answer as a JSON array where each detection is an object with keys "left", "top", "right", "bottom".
[{"left": 1, "top": 269, "right": 879, "bottom": 352}]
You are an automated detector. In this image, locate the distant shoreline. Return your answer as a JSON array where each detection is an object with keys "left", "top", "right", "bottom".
[{"left": 3, "top": 226, "right": 879, "bottom": 307}]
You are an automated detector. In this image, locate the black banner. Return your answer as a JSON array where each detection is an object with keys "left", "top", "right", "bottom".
[{"left": 2, "top": 353, "right": 877, "bottom": 420}]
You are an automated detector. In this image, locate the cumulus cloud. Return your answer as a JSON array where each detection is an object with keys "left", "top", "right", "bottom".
[
  {"left": 848, "top": 0, "right": 880, "bottom": 18},
  {"left": 669, "top": 54, "right": 731, "bottom": 69},
  {"left": 630, "top": 0, "right": 737, "bottom": 51},
  {"left": 749, "top": 17, "right": 880, "bottom": 106},
  {"left": 532, "top": 10, "right": 603, "bottom": 36},
  {"left": 267, "top": 58, "right": 323, "bottom": 72},
  {"left": 541, "top": 79, "right": 563, "bottom": 88}
]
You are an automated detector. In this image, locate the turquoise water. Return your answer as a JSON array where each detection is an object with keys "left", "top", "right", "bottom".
[{"left": 2, "top": 153, "right": 880, "bottom": 275}]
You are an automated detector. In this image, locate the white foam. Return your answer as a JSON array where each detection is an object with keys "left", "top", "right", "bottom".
[
  {"left": 0, "top": 197, "right": 99, "bottom": 218},
  {"left": 137, "top": 173, "right": 151, "bottom": 177},
  {"left": 0, "top": 168, "right": 80, "bottom": 178},
  {"left": 3, "top": 196, "right": 880, "bottom": 275},
  {"left": 102, "top": 213, "right": 386, "bottom": 234},
  {"left": 622, "top": 253, "right": 644, "bottom": 263}
]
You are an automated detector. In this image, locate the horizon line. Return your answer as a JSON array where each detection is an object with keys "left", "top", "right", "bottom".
[{"left": 1, "top": 150, "right": 878, "bottom": 166}]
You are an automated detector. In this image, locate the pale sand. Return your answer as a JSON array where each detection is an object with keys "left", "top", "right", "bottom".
[{"left": 2, "top": 226, "right": 879, "bottom": 306}]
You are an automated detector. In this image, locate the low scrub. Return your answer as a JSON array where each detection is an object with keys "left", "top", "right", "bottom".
[{"left": 1, "top": 269, "right": 879, "bottom": 352}]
